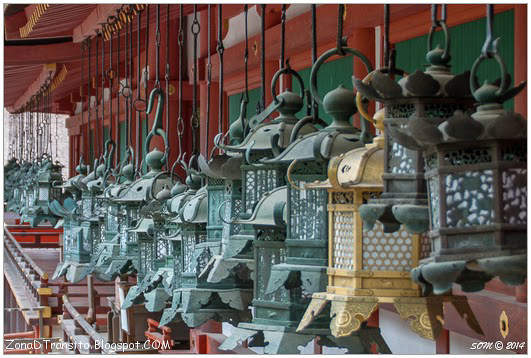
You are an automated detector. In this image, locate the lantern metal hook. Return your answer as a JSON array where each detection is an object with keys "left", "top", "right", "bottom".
[
  {"left": 145, "top": 87, "right": 169, "bottom": 166},
  {"left": 286, "top": 159, "right": 305, "bottom": 191},
  {"left": 217, "top": 199, "right": 241, "bottom": 225}
]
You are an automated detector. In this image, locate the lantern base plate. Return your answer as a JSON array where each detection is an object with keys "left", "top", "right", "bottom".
[{"left": 298, "top": 292, "right": 483, "bottom": 341}]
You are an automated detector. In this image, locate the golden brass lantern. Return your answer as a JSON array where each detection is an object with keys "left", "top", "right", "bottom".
[{"left": 298, "top": 112, "right": 483, "bottom": 340}]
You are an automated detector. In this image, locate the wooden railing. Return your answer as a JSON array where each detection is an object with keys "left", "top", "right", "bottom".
[
  {"left": 145, "top": 318, "right": 174, "bottom": 349},
  {"left": 62, "top": 294, "right": 110, "bottom": 354},
  {"left": 3, "top": 226, "right": 52, "bottom": 318}
]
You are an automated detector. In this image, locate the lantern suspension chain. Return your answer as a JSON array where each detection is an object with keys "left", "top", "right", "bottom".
[
  {"left": 176, "top": 4, "right": 184, "bottom": 164},
  {"left": 311, "top": 4, "right": 318, "bottom": 120},
  {"left": 482, "top": 4, "right": 497, "bottom": 56},
  {"left": 108, "top": 16, "right": 115, "bottom": 167},
  {"left": 244, "top": 5, "right": 249, "bottom": 104},
  {"left": 140, "top": 4, "right": 150, "bottom": 177},
  {"left": 124, "top": 8, "right": 132, "bottom": 151},
  {"left": 217, "top": 4, "right": 224, "bottom": 146},
  {"left": 258, "top": 4, "right": 266, "bottom": 114},
  {"left": 280, "top": 5, "right": 286, "bottom": 68},
  {"left": 95, "top": 32, "right": 100, "bottom": 159},
  {"left": 128, "top": 7, "right": 134, "bottom": 155},
  {"left": 241, "top": 4, "right": 250, "bottom": 137},
  {"left": 165, "top": 4, "right": 171, "bottom": 170},
  {"left": 383, "top": 4, "right": 390, "bottom": 68},
  {"left": 191, "top": 5, "right": 200, "bottom": 157},
  {"left": 87, "top": 36, "right": 92, "bottom": 166},
  {"left": 155, "top": 5, "right": 161, "bottom": 90},
  {"left": 337, "top": 4, "right": 346, "bottom": 54},
  {"left": 116, "top": 17, "right": 121, "bottom": 166},
  {"left": 205, "top": 4, "right": 212, "bottom": 159},
  {"left": 134, "top": 7, "right": 142, "bottom": 175},
  {"left": 101, "top": 30, "right": 105, "bottom": 157},
  {"left": 55, "top": 112, "right": 59, "bottom": 161}
]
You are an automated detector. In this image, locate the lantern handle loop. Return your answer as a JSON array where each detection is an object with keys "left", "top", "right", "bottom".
[
  {"left": 427, "top": 4, "right": 450, "bottom": 64},
  {"left": 217, "top": 199, "right": 239, "bottom": 225},
  {"left": 355, "top": 68, "right": 407, "bottom": 124},
  {"left": 289, "top": 115, "right": 327, "bottom": 144},
  {"left": 310, "top": 47, "right": 373, "bottom": 105},
  {"left": 271, "top": 60, "right": 305, "bottom": 104},
  {"left": 469, "top": 51, "right": 509, "bottom": 101},
  {"left": 310, "top": 47, "right": 373, "bottom": 141},
  {"left": 286, "top": 159, "right": 305, "bottom": 191},
  {"left": 145, "top": 87, "right": 168, "bottom": 166}
]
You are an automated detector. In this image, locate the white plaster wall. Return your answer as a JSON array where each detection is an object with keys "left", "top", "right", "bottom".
[{"left": 379, "top": 308, "right": 436, "bottom": 354}]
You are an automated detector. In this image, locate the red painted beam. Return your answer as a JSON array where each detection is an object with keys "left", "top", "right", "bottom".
[
  {"left": 4, "top": 42, "right": 82, "bottom": 67},
  {"left": 443, "top": 288, "right": 527, "bottom": 354}
]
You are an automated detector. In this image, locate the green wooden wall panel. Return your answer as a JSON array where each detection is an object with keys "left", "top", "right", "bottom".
[{"left": 395, "top": 10, "right": 514, "bottom": 109}]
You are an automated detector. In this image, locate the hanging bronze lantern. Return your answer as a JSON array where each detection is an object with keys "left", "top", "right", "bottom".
[
  {"left": 51, "top": 159, "right": 88, "bottom": 281},
  {"left": 198, "top": 155, "right": 253, "bottom": 286},
  {"left": 159, "top": 179, "right": 201, "bottom": 325},
  {"left": 297, "top": 112, "right": 483, "bottom": 340},
  {"left": 90, "top": 162, "right": 136, "bottom": 281},
  {"left": 411, "top": 5, "right": 527, "bottom": 294},
  {"left": 158, "top": 158, "right": 252, "bottom": 328},
  {"left": 354, "top": 6, "right": 475, "bottom": 237},
  {"left": 221, "top": 43, "right": 392, "bottom": 353},
  {"left": 25, "top": 156, "right": 64, "bottom": 227}
]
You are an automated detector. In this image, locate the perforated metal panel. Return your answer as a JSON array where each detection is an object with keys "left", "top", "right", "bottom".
[
  {"left": 332, "top": 211, "right": 355, "bottom": 270},
  {"left": 502, "top": 168, "right": 527, "bottom": 224},
  {"left": 362, "top": 222, "right": 414, "bottom": 272},
  {"left": 290, "top": 182, "right": 327, "bottom": 241},
  {"left": 243, "top": 168, "right": 283, "bottom": 213},
  {"left": 255, "top": 242, "right": 288, "bottom": 303},
  {"left": 445, "top": 170, "right": 494, "bottom": 227}
]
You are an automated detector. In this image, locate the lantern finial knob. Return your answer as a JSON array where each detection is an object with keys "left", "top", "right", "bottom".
[
  {"left": 146, "top": 148, "right": 164, "bottom": 172},
  {"left": 322, "top": 84, "right": 357, "bottom": 130}
]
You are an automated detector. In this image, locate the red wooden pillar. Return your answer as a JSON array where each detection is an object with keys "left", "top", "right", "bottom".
[
  {"left": 435, "top": 328, "right": 450, "bottom": 354},
  {"left": 514, "top": 4, "right": 526, "bottom": 118},
  {"left": 348, "top": 28, "right": 375, "bottom": 132}
]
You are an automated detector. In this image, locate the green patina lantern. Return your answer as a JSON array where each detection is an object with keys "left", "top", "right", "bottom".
[
  {"left": 221, "top": 47, "right": 389, "bottom": 354},
  {"left": 198, "top": 155, "right": 254, "bottom": 287},
  {"left": 19, "top": 162, "right": 40, "bottom": 223},
  {"left": 159, "top": 180, "right": 201, "bottom": 325},
  {"left": 9, "top": 161, "right": 32, "bottom": 214},
  {"left": 354, "top": 7, "right": 475, "bottom": 238},
  {"left": 51, "top": 159, "right": 90, "bottom": 281},
  {"left": 90, "top": 160, "right": 136, "bottom": 281},
  {"left": 106, "top": 150, "right": 173, "bottom": 281},
  {"left": 56, "top": 161, "right": 106, "bottom": 282},
  {"left": 410, "top": 9, "right": 527, "bottom": 294},
  {"left": 4, "top": 158, "right": 21, "bottom": 211},
  {"left": 25, "top": 157, "right": 64, "bottom": 227},
  {"left": 159, "top": 162, "right": 252, "bottom": 328}
]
